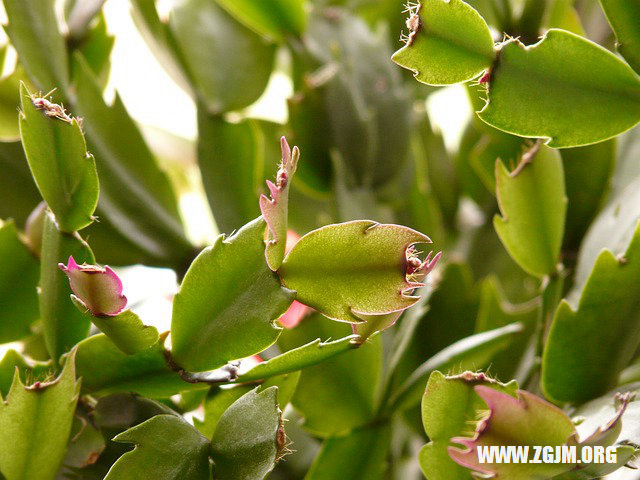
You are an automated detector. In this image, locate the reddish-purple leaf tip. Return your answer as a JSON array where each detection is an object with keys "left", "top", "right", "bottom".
[{"left": 58, "top": 255, "right": 127, "bottom": 316}]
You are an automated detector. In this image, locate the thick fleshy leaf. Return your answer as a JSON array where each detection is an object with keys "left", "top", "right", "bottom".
[
  {"left": 74, "top": 333, "right": 202, "bottom": 398},
  {"left": 542, "top": 222, "right": 640, "bottom": 404},
  {"left": 0, "top": 220, "right": 39, "bottom": 343},
  {"left": 279, "top": 221, "right": 433, "bottom": 323},
  {"left": 448, "top": 386, "right": 576, "bottom": 478},
  {"left": 0, "top": 65, "right": 22, "bottom": 141},
  {"left": 236, "top": 334, "right": 359, "bottom": 383},
  {"left": 306, "top": 423, "right": 391, "bottom": 480},
  {"left": 59, "top": 256, "right": 126, "bottom": 317},
  {"left": 391, "top": 0, "right": 495, "bottom": 85},
  {"left": 172, "top": 217, "right": 294, "bottom": 372},
  {"left": 19, "top": 83, "right": 99, "bottom": 233},
  {"left": 71, "top": 297, "right": 158, "bottom": 355},
  {"left": 0, "top": 141, "right": 41, "bottom": 226},
  {"left": 0, "top": 353, "right": 80, "bottom": 480},
  {"left": 278, "top": 314, "right": 382, "bottom": 437},
  {"left": 300, "top": 9, "right": 412, "bottom": 189},
  {"left": 479, "top": 30, "right": 640, "bottom": 148},
  {"left": 600, "top": 0, "right": 640, "bottom": 75},
  {"left": 70, "top": 54, "right": 193, "bottom": 268},
  {"left": 211, "top": 387, "right": 283, "bottom": 480},
  {"left": 418, "top": 371, "right": 518, "bottom": 480},
  {"left": 260, "top": 137, "right": 300, "bottom": 271},
  {"left": 196, "top": 373, "right": 298, "bottom": 438},
  {"left": 40, "top": 210, "right": 95, "bottom": 360},
  {"left": 106, "top": 415, "right": 211, "bottom": 480},
  {"left": 77, "top": 11, "right": 115, "bottom": 91},
  {"left": 448, "top": 387, "right": 635, "bottom": 478},
  {"left": 2, "top": 0, "right": 69, "bottom": 91},
  {"left": 385, "top": 322, "right": 524, "bottom": 414},
  {"left": 197, "top": 114, "right": 268, "bottom": 233},
  {"left": 494, "top": 145, "right": 566, "bottom": 277},
  {"left": 214, "top": 0, "right": 307, "bottom": 41},
  {"left": 169, "top": 0, "right": 276, "bottom": 114},
  {"left": 573, "top": 127, "right": 640, "bottom": 293},
  {"left": 58, "top": 413, "right": 106, "bottom": 475},
  {"left": 561, "top": 139, "right": 616, "bottom": 249}
]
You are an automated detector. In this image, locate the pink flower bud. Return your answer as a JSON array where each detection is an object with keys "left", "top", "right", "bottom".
[{"left": 58, "top": 256, "right": 127, "bottom": 316}]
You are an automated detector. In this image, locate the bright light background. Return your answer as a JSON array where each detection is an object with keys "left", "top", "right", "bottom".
[{"left": 1, "top": 0, "right": 471, "bottom": 357}]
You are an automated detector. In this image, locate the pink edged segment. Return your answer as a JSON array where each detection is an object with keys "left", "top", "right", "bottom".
[
  {"left": 58, "top": 255, "right": 127, "bottom": 316},
  {"left": 259, "top": 136, "right": 300, "bottom": 271}
]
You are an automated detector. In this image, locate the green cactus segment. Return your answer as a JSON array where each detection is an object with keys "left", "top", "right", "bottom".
[
  {"left": 214, "top": 0, "right": 307, "bottom": 41},
  {"left": 392, "top": 0, "right": 495, "bottom": 85},
  {"left": 171, "top": 217, "right": 294, "bottom": 372},
  {"left": 418, "top": 371, "right": 518, "bottom": 480},
  {"left": 40, "top": 211, "right": 95, "bottom": 361},
  {"left": 279, "top": 221, "right": 432, "bottom": 323},
  {"left": 106, "top": 415, "right": 211, "bottom": 480},
  {"left": 0, "top": 353, "right": 80, "bottom": 480},
  {"left": 211, "top": 387, "right": 283, "bottom": 480},
  {"left": 600, "top": 0, "right": 640, "bottom": 75},
  {"left": 542, "top": 222, "right": 640, "bottom": 404},
  {"left": 494, "top": 145, "right": 566, "bottom": 277},
  {"left": 19, "top": 83, "right": 99, "bottom": 233},
  {"left": 479, "top": 29, "right": 640, "bottom": 148}
]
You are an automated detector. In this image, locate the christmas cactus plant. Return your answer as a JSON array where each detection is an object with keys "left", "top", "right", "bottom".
[{"left": 0, "top": 0, "right": 640, "bottom": 479}]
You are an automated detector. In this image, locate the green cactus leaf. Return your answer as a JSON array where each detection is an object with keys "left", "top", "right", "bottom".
[
  {"left": 542, "top": 222, "right": 640, "bottom": 403},
  {"left": 494, "top": 145, "right": 566, "bottom": 277},
  {"left": 418, "top": 371, "right": 518, "bottom": 480},
  {"left": 600, "top": 0, "right": 640, "bottom": 75},
  {"left": 211, "top": 387, "right": 283, "bottom": 480},
  {"left": 171, "top": 217, "right": 294, "bottom": 372},
  {"left": 392, "top": 0, "right": 495, "bottom": 86},
  {"left": 214, "top": 0, "right": 307, "bottom": 41},
  {"left": 479, "top": 29, "right": 640, "bottom": 148},
  {"left": 40, "top": 211, "right": 95, "bottom": 360},
  {"left": 0, "top": 353, "right": 80, "bottom": 480},
  {"left": 169, "top": 0, "right": 276, "bottom": 114},
  {"left": 19, "top": 83, "right": 99, "bottom": 233},
  {"left": 0, "top": 220, "right": 39, "bottom": 343},
  {"left": 106, "top": 415, "right": 211, "bottom": 480},
  {"left": 279, "top": 220, "right": 432, "bottom": 323}
]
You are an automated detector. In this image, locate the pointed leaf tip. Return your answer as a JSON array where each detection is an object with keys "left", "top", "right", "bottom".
[{"left": 59, "top": 255, "right": 127, "bottom": 316}]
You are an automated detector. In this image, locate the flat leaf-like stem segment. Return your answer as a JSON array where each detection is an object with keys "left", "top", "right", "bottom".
[
  {"left": 0, "top": 220, "right": 39, "bottom": 343},
  {"left": 479, "top": 29, "right": 640, "bottom": 148},
  {"left": 171, "top": 217, "right": 294, "bottom": 372},
  {"left": 494, "top": 145, "right": 566, "bottom": 277},
  {"left": 260, "top": 137, "right": 299, "bottom": 271},
  {"left": 0, "top": 352, "right": 80, "bottom": 480},
  {"left": 542, "top": 222, "right": 640, "bottom": 404},
  {"left": 71, "top": 297, "right": 159, "bottom": 355},
  {"left": 279, "top": 220, "right": 432, "bottom": 323},
  {"left": 419, "top": 371, "right": 518, "bottom": 480},
  {"left": 106, "top": 415, "right": 211, "bottom": 480},
  {"left": 19, "top": 83, "right": 99, "bottom": 233},
  {"left": 211, "top": 387, "right": 283, "bottom": 480},
  {"left": 236, "top": 335, "right": 360, "bottom": 382},
  {"left": 600, "top": 0, "right": 640, "bottom": 75},
  {"left": 40, "top": 211, "right": 95, "bottom": 360},
  {"left": 392, "top": 0, "right": 495, "bottom": 85},
  {"left": 214, "top": 0, "right": 307, "bottom": 41},
  {"left": 449, "top": 386, "right": 577, "bottom": 478}
]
